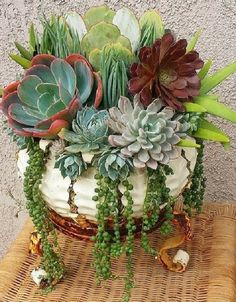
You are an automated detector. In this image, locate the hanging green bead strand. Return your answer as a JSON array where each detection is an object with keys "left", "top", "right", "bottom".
[
  {"left": 141, "top": 166, "right": 175, "bottom": 255},
  {"left": 122, "top": 179, "right": 135, "bottom": 302},
  {"left": 92, "top": 174, "right": 114, "bottom": 283},
  {"left": 23, "top": 142, "right": 64, "bottom": 289},
  {"left": 183, "top": 139, "right": 206, "bottom": 215}
]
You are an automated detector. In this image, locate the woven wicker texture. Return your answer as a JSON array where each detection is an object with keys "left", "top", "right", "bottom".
[{"left": 0, "top": 203, "right": 235, "bottom": 302}]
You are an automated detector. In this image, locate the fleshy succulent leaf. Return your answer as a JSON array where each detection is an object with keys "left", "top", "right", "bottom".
[
  {"left": 51, "top": 59, "right": 76, "bottom": 97},
  {"left": 194, "top": 95, "right": 236, "bottom": 123},
  {"left": 36, "top": 83, "right": 59, "bottom": 96},
  {"left": 17, "top": 75, "right": 42, "bottom": 109},
  {"left": 112, "top": 7, "right": 140, "bottom": 52},
  {"left": 183, "top": 102, "right": 207, "bottom": 113},
  {"left": 37, "top": 93, "right": 54, "bottom": 115},
  {"left": 65, "top": 12, "right": 87, "bottom": 41},
  {"left": 31, "top": 54, "right": 56, "bottom": 67},
  {"left": 74, "top": 61, "right": 93, "bottom": 104},
  {"left": 83, "top": 5, "right": 115, "bottom": 30},
  {"left": 81, "top": 22, "right": 132, "bottom": 58},
  {"left": 177, "top": 139, "right": 200, "bottom": 148},
  {"left": 15, "top": 42, "right": 33, "bottom": 60},
  {"left": 186, "top": 29, "right": 202, "bottom": 52},
  {"left": 28, "top": 23, "right": 37, "bottom": 53},
  {"left": 93, "top": 72, "right": 103, "bottom": 108},
  {"left": 9, "top": 104, "right": 40, "bottom": 126},
  {"left": 200, "top": 61, "right": 236, "bottom": 94},
  {"left": 193, "top": 119, "right": 230, "bottom": 142},
  {"left": 26, "top": 65, "right": 56, "bottom": 84},
  {"left": 9, "top": 54, "right": 31, "bottom": 69},
  {"left": 198, "top": 59, "right": 212, "bottom": 80},
  {"left": 46, "top": 101, "right": 66, "bottom": 117}
]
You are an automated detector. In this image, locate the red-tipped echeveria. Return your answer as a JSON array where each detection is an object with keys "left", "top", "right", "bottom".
[
  {"left": 0, "top": 54, "right": 102, "bottom": 138},
  {"left": 128, "top": 33, "right": 204, "bottom": 111}
]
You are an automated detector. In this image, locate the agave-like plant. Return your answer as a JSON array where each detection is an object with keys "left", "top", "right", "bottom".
[
  {"left": 1, "top": 54, "right": 102, "bottom": 138},
  {"left": 59, "top": 106, "right": 109, "bottom": 153},
  {"left": 108, "top": 96, "right": 189, "bottom": 169}
]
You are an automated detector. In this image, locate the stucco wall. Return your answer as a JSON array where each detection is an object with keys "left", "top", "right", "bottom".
[{"left": 0, "top": 0, "right": 236, "bottom": 258}]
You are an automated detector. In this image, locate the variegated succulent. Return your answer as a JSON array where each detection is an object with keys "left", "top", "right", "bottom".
[
  {"left": 1, "top": 54, "right": 102, "bottom": 138},
  {"left": 95, "top": 149, "right": 133, "bottom": 181},
  {"left": 55, "top": 153, "right": 87, "bottom": 180},
  {"left": 59, "top": 106, "right": 109, "bottom": 153},
  {"left": 108, "top": 97, "right": 188, "bottom": 169}
]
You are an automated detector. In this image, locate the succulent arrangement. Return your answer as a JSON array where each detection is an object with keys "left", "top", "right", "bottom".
[{"left": 1, "top": 5, "right": 236, "bottom": 302}]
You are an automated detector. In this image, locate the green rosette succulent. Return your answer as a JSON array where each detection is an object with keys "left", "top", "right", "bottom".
[
  {"left": 108, "top": 96, "right": 188, "bottom": 169},
  {"left": 59, "top": 106, "right": 109, "bottom": 153},
  {"left": 1, "top": 54, "right": 102, "bottom": 138},
  {"left": 55, "top": 153, "right": 87, "bottom": 180},
  {"left": 95, "top": 149, "right": 133, "bottom": 181}
]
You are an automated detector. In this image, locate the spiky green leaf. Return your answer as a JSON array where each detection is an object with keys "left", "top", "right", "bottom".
[
  {"left": 194, "top": 95, "right": 236, "bottom": 123},
  {"left": 200, "top": 61, "right": 236, "bottom": 94},
  {"left": 186, "top": 29, "right": 201, "bottom": 52},
  {"left": 193, "top": 119, "right": 230, "bottom": 142},
  {"left": 198, "top": 59, "right": 212, "bottom": 80},
  {"left": 177, "top": 139, "right": 200, "bottom": 148},
  {"left": 183, "top": 102, "right": 207, "bottom": 113},
  {"left": 9, "top": 54, "right": 31, "bottom": 69},
  {"left": 28, "top": 23, "right": 37, "bottom": 53},
  {"left": 15, "top": 42, "right": 33, "bottom": 60}
]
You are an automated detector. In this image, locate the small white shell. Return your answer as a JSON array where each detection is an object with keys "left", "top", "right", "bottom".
[
  {"left": 31, "top": 268, "right": 47, "bottom": 286},
  {"left": 173, "top": 249, "right": 190, "bottom": 270}
]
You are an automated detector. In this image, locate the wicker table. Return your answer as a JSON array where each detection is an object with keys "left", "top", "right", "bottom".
[{"left": 0, "top": 203, "right": 235, "bottom": 302}]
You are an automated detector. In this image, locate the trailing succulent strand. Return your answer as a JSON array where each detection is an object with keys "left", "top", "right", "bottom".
[
  {"left": 141, "top": 166, "right": 174, "bottom": 255},
  {"left": 122, "top": 179, "right": 136, "bottom": 302},
  {"left": 23, "top": 142, "right": 64, "bottom": 288},
  {"left": 183, "top": 139, "right": 206, "bottom": 215},
  {"left": 91, "top": 174, "right": 136, "bottom": 302}
]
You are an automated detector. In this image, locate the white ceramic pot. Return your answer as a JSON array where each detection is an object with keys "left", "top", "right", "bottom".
[{"left": 17, "top": 142, "right": 197, "bottom": 223}]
